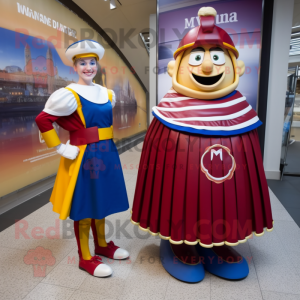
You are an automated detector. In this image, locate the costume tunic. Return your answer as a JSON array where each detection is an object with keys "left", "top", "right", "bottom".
[
  {"left": 35, "top": 83, "right": 129, "bottom": 221},
  {"left": 69, "top": 95, "right": 129, "bottom": 221},
  {"left": 131, "top": 89, "right": 273, "bottom": 248}
]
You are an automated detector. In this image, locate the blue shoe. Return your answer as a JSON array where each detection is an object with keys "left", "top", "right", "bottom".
[
  {"left": 196, "top": 244, "right": 249, "bottom": 280},
  {"left": 160, "top": 240, "right": 205, "bottom": 283}
]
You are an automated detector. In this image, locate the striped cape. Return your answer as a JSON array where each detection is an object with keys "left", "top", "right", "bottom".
[{"left": 152, "top": 89, "right": 262, "bottom": 136}]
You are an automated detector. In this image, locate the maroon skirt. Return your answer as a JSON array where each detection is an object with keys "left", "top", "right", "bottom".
[{"left": 131, "top": 118, "right": 273, "bottom": 247}]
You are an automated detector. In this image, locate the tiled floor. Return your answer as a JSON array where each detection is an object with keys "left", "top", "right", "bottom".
[
  {"left": 1, "top": 142, "right": 300, "bottom": 300},
  {"left": 268, "top": 176, "right": 300, "bottom": 227}
]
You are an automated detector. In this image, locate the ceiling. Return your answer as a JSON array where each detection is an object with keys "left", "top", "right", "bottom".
[
  {"left": 72, "top": 0, "right": 156, "bottom": 91},
  {"left": 73, "top": 0, "right": 300, "bottom": 81}
]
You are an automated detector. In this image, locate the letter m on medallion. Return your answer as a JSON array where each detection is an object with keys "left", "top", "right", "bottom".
[{"left": 211, "top": 149, "right": 223, "bottom": 161}]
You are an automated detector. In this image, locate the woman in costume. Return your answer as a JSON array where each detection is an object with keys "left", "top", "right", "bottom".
[
  {"left": 35, "top": 40, "right": 129, "bottom": 277},
  {"left": 131, "top": 7, "right": 273, "bottom": 282}
]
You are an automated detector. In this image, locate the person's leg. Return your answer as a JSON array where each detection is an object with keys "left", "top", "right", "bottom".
[
  {"left": 74, "top": 218, "right": 92, "bottom": 260},
  {"left": 74, "top": 218, "right": 112, "bottom": 277},
  {"left": 91, "top": 218, "right": 107, "bottom": 248}
]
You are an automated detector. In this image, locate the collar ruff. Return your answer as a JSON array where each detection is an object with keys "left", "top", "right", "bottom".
[
  {"left": 67, "top": 83, "right": 108, "bottom": 104},
  {"left": 152, "top": 89, "right": 261, "bottom": 136}
]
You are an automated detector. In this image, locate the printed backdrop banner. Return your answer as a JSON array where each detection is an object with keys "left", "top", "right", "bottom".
[
  {"left": 158, "top": 0, "right": 262, "bottom": 109},
  {"left": 0, "top": 0, "right": 147, "bottom": 197}
]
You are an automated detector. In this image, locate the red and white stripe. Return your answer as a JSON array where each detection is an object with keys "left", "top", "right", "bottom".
[{"left": 153, "top": 89, "right": 259, "bottom": 131}]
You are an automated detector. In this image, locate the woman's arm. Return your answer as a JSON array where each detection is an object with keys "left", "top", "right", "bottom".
[
  {"left": 35, "top": 111, "right": 61, "bottom": 148},
  {"left": 35, "top": 111, "right": 79, "bottom": 159},
  {"left": 35, "top": 88, "right": 79, "bottom": 159}
]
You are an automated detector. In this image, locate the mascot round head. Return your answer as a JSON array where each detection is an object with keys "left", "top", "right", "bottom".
[{"left": 167, "top": 7, "right": 245, "bottom": 100}]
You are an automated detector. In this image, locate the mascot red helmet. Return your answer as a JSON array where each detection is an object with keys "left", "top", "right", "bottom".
[{"left": 174, "top": 7, "right": 239, "bottom": 59}]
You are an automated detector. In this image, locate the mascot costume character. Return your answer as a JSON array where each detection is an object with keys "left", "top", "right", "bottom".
[
  {"left": 35, "top": 39, "right": 130, "bottom": 278},
  {"left": 131, "top": 7, "right": 273, "bottom": 282}
]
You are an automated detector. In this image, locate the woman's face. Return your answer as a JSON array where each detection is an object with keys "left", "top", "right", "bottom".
[{"left": 73, "top": 57, "right": 98, "bottom": 83}]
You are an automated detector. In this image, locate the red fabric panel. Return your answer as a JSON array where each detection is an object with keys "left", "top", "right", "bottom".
[
  {"left": 210, "top": 137, "right": 225, "bottom": 244},
  {"left": 249, "top": 130, "right": 273, "bottom": 229},
  {"left": 140, "top": 122, "right": 164, "bottom": 229},
  {"left": 242, "top": 134, "right": 264, "bottom": 234},
  {"left": 198, "top": 136, "right": 212, "bottom": 245},
  {"left": 35, "top": 111, "right": 85, "bottom": 133},
  {"left": 35, "top": 111, "right": 59, "bottom": 133},
  {"left": 231, "top": 135, "right": 253, "bottom": 240},
  {"left": 158, "top": 101, "right": 249, "bottom": 118},
  {"left": 173, "top": 110, "right": 257, "bottom": 127},
  {"left": 70, "top": 126, "right": 99, "bottom": 146},
  {"left": 149, "top": 126, "right": 170, "bottom": 233},
  {"left": 131, "top": 118, "right": 160, "bottom": 224},
  {"left": 170, "top": 133, "right": 190, "bottom": 242},
  {"left": 221, "top": 137, "right": 238, "bottom": 244},
  {"left": 74, "top": 221, "right": 82, "bottom": 258},
  {"left": 159, "top": 129, "right": 179, "bottom": 237},
  {"left": 132, "top": 118, "right": 273, "bottom": 245},
  {"left": 185, "top": 135, "right": 200, "bottom": 242}
]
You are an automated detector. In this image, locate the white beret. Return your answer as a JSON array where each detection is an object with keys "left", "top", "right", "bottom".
[{"left": 65, "top": 39, "right": 105, "bottom": 62}]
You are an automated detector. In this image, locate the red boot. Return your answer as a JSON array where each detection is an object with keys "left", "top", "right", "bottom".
[
  {"left": 91, "top": 219, "right": 129, "bottom": 260},
  {"left": 74, "top": 221, "right": 113, "bottom": 277}
]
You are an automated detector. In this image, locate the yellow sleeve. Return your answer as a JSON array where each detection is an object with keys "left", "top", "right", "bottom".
[
  {"left": 41, "top": 128, "right": 61, "bottom": 148},
  {"left": 107, "top": 89, "right": 113, "bottom": 103}
]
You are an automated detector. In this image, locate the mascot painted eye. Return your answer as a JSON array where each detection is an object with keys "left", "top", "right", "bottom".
[
  {"left": 189, "top": 51, "right": 204, "bottom": 66},
  {"left": 210, "top": 51, "right": 225, "bottom": 65}
]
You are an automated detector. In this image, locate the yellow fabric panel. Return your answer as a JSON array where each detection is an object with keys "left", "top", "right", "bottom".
[
  {"left": 98, "top": 126, "right": 113, "bottom": 140},
  {"left": 65, "top": 87, "right": 86, "bottom": 128},
  {"left": 41, "top": 128, "right": 61, "bottom": 148},
  {"left": 73, "top": 53, "right": 99, "bottom": 62},
  {"left": 78, "top": 219, "right": 92, "bottom": 260},
  {"left": 107, "top": 89, "right": 113, "bottom": 102},
  {"left": 50, "top": 144, "right": 87, "bottom": 220},
  {"left": 94, "top": 219, "right": 107, "bottom": 247},
  {"left": 49, "top": 88, "right": 89, "bottom": 220}
]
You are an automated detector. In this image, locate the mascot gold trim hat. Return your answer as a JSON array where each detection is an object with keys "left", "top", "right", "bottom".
[
  {"left": 65, "top": 39, "right": 105, "bottom": 62},
  {"left": 174, "top": 7, "right": 239, "bottom": 59}
]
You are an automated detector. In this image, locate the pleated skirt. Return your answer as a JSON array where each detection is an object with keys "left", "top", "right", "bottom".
[{"left": 131, "top": 117, "right": 273, "bottom": 247}]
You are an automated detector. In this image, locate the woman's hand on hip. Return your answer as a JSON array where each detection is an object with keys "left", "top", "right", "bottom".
[{"left": 56, "top": 140, "right": 80, "bottom": 160}]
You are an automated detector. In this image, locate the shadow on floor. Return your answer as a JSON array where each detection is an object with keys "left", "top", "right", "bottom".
[
  {"left": 284, "top": 141, "right": 300, "bottom": 174},
  {"left": 268, "top": 176, "right": 300, "bottom": 227}
]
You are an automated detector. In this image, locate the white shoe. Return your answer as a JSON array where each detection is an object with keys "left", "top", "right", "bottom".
[
  {"left": 93, "top": 263, "right": 113, "bottom": 277},
  {"left": 113, "top": 248, "right": 130, "bottom": 260}
]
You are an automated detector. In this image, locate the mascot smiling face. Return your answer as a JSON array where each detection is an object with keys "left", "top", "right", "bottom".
[{"left": 167, "top": 7, "right": 245, "bottom": 100}]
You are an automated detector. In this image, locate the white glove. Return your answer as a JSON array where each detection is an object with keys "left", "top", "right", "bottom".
[{"left": 56, "top": 141, "right": 79, "bottom": 160}]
